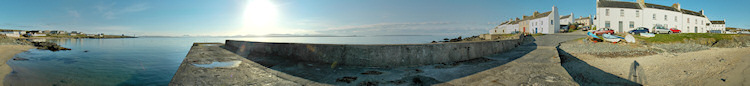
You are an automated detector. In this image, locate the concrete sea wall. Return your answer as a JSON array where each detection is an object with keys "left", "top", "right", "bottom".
[{"left": 224, "top": 35, "right": 525, "bottom": 67}]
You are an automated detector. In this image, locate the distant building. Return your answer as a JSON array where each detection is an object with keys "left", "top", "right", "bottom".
[
  {"left": 0, "top": 30, "right": 24, "bottom": 38},
  {"left": 491, "top": 6, "right": 560, "bottom": 34},
  {"left": 711, "top": 20, "right": 725, "bottom": 31},
  {"left": 595, "top": 0, "right": 715, "bottom": 33},
  {"left": 50, "top": 30, "right": 67, "bottom": 34},
  {"left": 560, "top": 13, "right": 574, "bottom": 25},
  {"left": 575, "top": 15, "right": 594, "bottom": 26}
]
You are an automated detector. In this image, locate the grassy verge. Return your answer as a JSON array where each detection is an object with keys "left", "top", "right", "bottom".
[{"left": 635, "top": 33, "right": 739, "bottom": 43}]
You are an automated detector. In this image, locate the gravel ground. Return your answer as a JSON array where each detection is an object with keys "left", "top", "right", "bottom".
[
  {"left": 560, "top": 40, "right": 660, "bottom": 57},
  {"left": 652, "top": 43, "right": 709, "bottom": 53}
]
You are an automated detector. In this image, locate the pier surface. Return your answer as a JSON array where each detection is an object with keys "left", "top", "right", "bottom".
[{"left": 169, "top": 43, "right": 328, "bottom": 86}]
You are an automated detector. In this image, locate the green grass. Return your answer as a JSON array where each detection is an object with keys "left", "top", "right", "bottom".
[{"left": 636, "top": 33, "right": 739, "bottom": 43}]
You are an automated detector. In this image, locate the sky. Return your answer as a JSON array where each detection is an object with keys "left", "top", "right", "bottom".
[{"left": 1, "top": 0, "right": 748, "bottom": 36}]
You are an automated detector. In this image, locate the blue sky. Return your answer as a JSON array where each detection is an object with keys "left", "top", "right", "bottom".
[{"left": 1, "top": 0, "right": 747, "bottom": 36}]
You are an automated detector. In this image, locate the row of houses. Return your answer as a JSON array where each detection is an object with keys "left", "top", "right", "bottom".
[
  {"left": 490, "top": 6, "right": 595, "bottom": 34},
  {"left": 594, "top": 0, "right": 725, "bottom": 33},
  {"left": 0, "top": 29, "right": 103, "bottom": 38},
  {"left": 490, "top": 0, "right": 728, "bottom": 34},
  {"left": 490, "top": 6, "right": 560, "bottom": 34}
]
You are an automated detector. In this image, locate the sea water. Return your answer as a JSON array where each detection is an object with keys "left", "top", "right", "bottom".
[{"left": 5, "top": 36, "right": 455, "bottom": 85}]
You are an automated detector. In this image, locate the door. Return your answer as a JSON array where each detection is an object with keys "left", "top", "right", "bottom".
[
  {"left": 695, "top": 27, "right": 698, "bottom": 33},
  {"left": 618, "top": 21, "right": 623, "bottom": 33}
]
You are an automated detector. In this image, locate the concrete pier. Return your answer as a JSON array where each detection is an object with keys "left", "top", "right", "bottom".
[
  {"left": 224, "top": 35, "right": 525, "bottom": 67},
  {"left": 169, "top": 43, "right": 328, "bottom": 86}
]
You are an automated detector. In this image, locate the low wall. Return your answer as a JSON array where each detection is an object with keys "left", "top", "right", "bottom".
[{"left": 224, "top": 35, "right": 525, "bottom": 67}]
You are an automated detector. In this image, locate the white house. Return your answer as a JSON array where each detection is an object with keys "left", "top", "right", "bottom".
[
  {"left": 0, "top": 31, "right": 23, "bottom": 37},
  {"left": 710, "top": 20, "right": 725, "bottom": 31},
  {"left": 491, "top": 6, "right": 560, "bottom": 34},
  {"left": 595, "top": 0, "right": 714, "bottom": 33},
  {"left": 575, "top": 15, "right": 594, "bottom": 26},
  {"left": 560, "top": 13, "right": 574, "bottom": 25}
]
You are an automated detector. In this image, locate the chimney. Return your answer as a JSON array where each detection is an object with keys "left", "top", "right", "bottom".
[
  {"left": 637, "top": 0, "right": 646, "bottom": 7},
  {"left": 700, "top": 9, "right": 704, "bottom": 15},
  {"left": 673, "top": 3, "right": 681, "bottom": 11},
  {"left": 533, "top": 11, "right": 539, "bottom": 16},
  {"left": 516, "top": 17, "right": 520, "bottom": 21}
]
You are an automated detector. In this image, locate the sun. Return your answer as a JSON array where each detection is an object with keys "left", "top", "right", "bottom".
[{"left": 241, "top": 0, "right": 279, "bottom": 36}]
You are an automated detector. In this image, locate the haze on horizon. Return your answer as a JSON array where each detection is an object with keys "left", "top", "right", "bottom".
[{"left": 1, "top": 0, "right": 748, "bottom": 36}]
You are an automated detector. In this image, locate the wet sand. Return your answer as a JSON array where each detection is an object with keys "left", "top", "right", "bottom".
[
  {"left": 0, "top": 45, "right": 34, "bottom": 86},
  {"left": 569, "top": 47, "right": 750, "bottom": 85}
]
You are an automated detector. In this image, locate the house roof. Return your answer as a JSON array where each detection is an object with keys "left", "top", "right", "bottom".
[
  {"left": 681, "top": 9, "right": 705, "bottom": 17},
  {"left": 575, "top": 17, "right": 591, "bottom": 20},
  {"left": 711, "top": 20, "right": 725, "bottom": 24},
  {"left": 560, "top": 15, "right": 571, "bottom": 19},
  {"left": 523, "top": 11, "right": 552, "bottom": 20},
  {"left": 597, "top": 0, "right": 641, "bottom": 9},
  {"left": 644, "top": 3, "right": 679, "bottom": 12}
]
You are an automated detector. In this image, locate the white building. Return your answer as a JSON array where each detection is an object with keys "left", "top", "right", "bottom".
[
  {"left": 575, "top": 15, "right": 594, "bottom": 26},
  {"left": 710, "top": 20, "right": 725, "bottom": 31},
  {"left": 595, "top": 0, "right": 715, "bottom": 33},
  {"left": 0, "top": 31, "right": 23, "bottom": 37},
  {"left": 560, "top": 13, "right": 574, "bottom": 25},
  {"left": 491, "top": 6, "right": 560, "bottom": 34}
]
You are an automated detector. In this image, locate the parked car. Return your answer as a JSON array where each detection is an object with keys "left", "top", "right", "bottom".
[
  {"left": 652, "top": 25, "right": 672, "bottom": 34},
  {"left": 560, "top": 27, "right": 569, "bottom": 32},
  {"left": 593, "top": 28, "right": 614, "bottom": 35},
  {"left": 581, "top": 26, "right": 590, "bottom": 31},
  {"left": 628, "top": 27, "right": 649, "bottom": 34}
]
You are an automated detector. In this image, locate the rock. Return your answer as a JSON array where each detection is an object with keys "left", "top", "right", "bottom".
[
  {"left": 31, "top": 42, "right": 71, "bottom": 51},
  {"left": 336, "top": 76, "right": 357, "bottom": 83},
  {"left": 361, "top": 71, "right": 383, "bottom": 75},
  {"left": 12, "top": 58, "right": 29, "bottom": 61},
  {"left": 358, "top": 81, "right": 378, "bottom": 86}
]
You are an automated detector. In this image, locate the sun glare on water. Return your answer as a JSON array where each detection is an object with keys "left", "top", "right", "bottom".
[{"left": 241, "top": 0, "right": 279, "bottom": 36}]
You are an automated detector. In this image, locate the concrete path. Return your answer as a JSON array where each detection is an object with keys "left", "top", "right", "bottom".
[{"left": 437, "top": 31, "right": 587, "bottom": 86}]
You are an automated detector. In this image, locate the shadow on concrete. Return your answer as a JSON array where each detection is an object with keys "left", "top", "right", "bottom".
[
  {"left": 557, "top": 45, "right": 642, "bottom": 86},
  {"left": 240, "top": 35, "right": 541, "bottom": 85}
]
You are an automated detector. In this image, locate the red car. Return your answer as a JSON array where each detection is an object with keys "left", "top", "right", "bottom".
[
  {"left": 669, "top": 28, "right": 681, "bottom": 33},
  {"left": 593, "top": 28, "right": 614, "bottom": 35}
]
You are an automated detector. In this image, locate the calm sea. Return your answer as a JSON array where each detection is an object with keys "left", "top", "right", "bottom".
[{"left": 5, "top": 36, "right": 455, "bottom": 85}]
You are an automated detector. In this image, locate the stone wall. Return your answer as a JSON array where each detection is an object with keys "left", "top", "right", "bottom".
[{"left": 224, "top": 35, "right": 525, "bottom": 67}]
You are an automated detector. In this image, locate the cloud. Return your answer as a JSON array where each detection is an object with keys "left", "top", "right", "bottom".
[
  {"left": 95, "top": 2, "right": 150, "bottom": 19},
  {"left": 67, "top": 10, "right": 80, "bottom": 18}
]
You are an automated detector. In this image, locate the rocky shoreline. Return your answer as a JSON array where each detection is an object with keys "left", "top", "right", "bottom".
[{"left": 1, "top": 37, "right": 71, "bottom": 51}]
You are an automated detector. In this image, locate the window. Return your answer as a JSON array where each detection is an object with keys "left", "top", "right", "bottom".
[
  {"left": 629, "top": 21, "right": 634, "bottom": 28},
  {"left": 550, "top": 20, "right": 553, "bottom": 25},
  {"left": 652, "top": 14, "right": 656, "bottom": 20},
  {"left": 606, "top": 9, "right": 610, "bottom": 16},
  {"left": 620, "top": 9, "right": 624, "bottom": 17},
  {"left": 675, "top": 16, "right": 677, "bottom": 22},
  {"left": 605, "top": 21, "right": 611, "bottom": 28},
  {"left": 664, "top": 15, "right": 667, "bottom": 21},
  {"left": 687, "top": 18, "right": 690, "bottom": 23},
  {"left": 636, "top": 10, "right": 639, "bottom": 17}
]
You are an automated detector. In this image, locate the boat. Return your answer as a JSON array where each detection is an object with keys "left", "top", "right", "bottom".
[
  {"left": 640, "top": 33, "right": 655, "bottom": 37},
  {"left": 602, "top": 34, "right": 622, "bottom": 42},
  {"left": 625, "top": 34, "right": 636, "bottom": 43},
  {"left": 587, "top": 32, "right": 600, "bottom": 39}
]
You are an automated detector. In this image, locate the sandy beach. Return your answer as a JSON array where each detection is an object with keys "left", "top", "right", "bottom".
[
  {"left": 0, "top": 45, "right": 34, "bottom": 86},
  {"left": 567, "top": 47, "right": 750, "bottom": 85}
]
